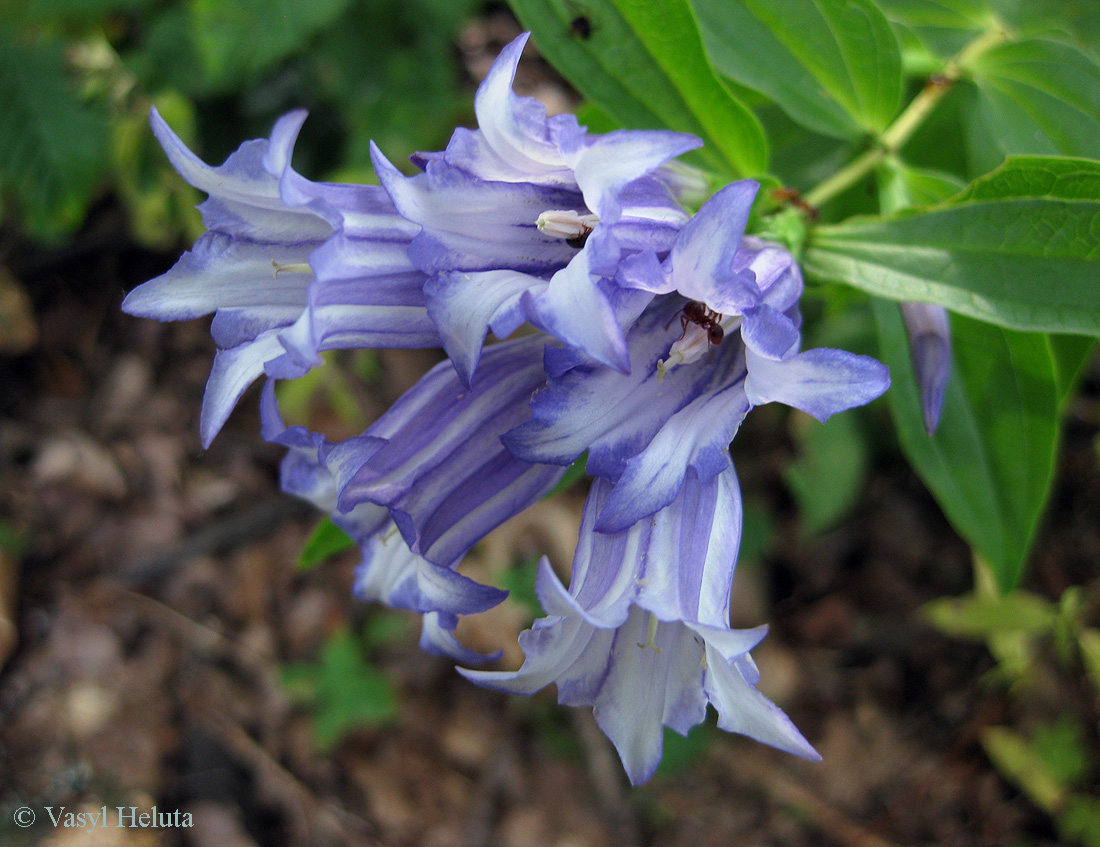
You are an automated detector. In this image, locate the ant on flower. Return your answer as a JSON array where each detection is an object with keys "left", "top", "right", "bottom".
[
  {"left": 670, "top": 300, "right": 724, "bottom": 346},
  {"left": 566, "top": 221, "right": 594, "bottom": 249}
]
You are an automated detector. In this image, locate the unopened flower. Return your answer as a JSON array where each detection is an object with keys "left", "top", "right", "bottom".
[{"left": 900, "top": 302, "right": 951, "bottom": 434}]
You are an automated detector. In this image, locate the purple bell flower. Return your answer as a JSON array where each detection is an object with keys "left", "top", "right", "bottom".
[
  {"left": 123, "top": 110, "right": 439, "bottom": 446},
  {"left": 462, "top": 469, "right": 820, "bottom": 784},
  {"left": 371, "top": 33, "right": 701, "bottom": 383},
  {"left": 260, "top": 382, "right": 505, "bottom": 663}
]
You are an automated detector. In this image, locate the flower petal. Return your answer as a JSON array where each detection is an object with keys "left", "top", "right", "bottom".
[
  {"left": 900, "top": 302, "right": 951, "bottom": 435},
  {"left": 425, "top": 269, "right": 542, "bottom": 386},
  {"left": 594, "top": 385, "right": 749, "bottom": 533},
  {"left": 669, "top": 181, "right": 761, "bottom": 313},
  {"left": 520, "top": 248, "right": 630, "bottom": 374},
  {"left": 372, "top": 143, "right": 580, "bottom": 275},
  {"left": 338, "top": 336, "right": 564, "bottom": 565},
  {"left": 150, "top": 107, "right": 331, "bottom": 242},
  {"left": 354, "top": 529, "right": 506, "bottom": 616},
  {"left": 473, "top": 33, "right": 580, "bottom": 180},
  {"left": 633, "top": 467, "right": 744, "bottom": 626},
  {"left": 122, "top": 232, "right": 313, "bottom": 321},
  {"left": 704, "top": 646, "right": 821, "bottom": 760},
  {"left": 571, "top": 130, "right": 702, "bottom": 224},
  {"left": 740, "top": 303, "right": 801, "bottom": 361},
  {"left": 592, "top": 611, "right": 709, "bottom": 784},
  {"left": 460, "top": 557, "right": 615, "bottom": 697},
  {"left": 199, "top": 332, "right": 286, "bottom": 447},
  {"left": 421, "top": 612, "right": 501, "bottom": 664},
  {"left": 745, "top": 346, "right": 891, "bottom": 422}
]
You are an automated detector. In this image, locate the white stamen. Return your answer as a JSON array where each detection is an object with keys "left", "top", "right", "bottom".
[
  {"left": 271, "top": 260, "right": 312, "bottom": 278},
  {"left": 535, "top": 209, "right": 600, "bottom": 240},
  {"left": 658, "top": 314, "right": 743, "bottom": 378}
]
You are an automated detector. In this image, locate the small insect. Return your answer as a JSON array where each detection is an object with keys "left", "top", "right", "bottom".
[
  {"left": 566, "top": 221, "right": 593, "bottom": 249},
  {"left": 670, "top": 300, "right": 724, "bottom": 346},
  {"left": 569, "top": 15, "right": 593, "bottom": 39},
  {"left": 770, "top": 186, "right": 818, "bottom": 220}
]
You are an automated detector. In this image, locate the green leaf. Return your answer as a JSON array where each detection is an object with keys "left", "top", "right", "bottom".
[
  {"left": 314, "top": 0, "right": 477, "bottom": 169},
  {"left": 805, "top": 157, "right": 1100, "bottom": 336},
  {"left": 282, "top": 628, "right": 398, "bottom": 751},
  {"left": 991, "top": 0, "right": 1100, "bottom": 60},
  {"left": 923, "top": 591, "right": 1057, "bottom": 638},
  {"left": 878, "top": 0, "right": 992, "bottom": 59},
  {"left": 1031, "top": 717, "right": 1089, "bottom": 789},
  {"left": 1080, "top": 628, "right": 1100, "bottom": 694},
  {"left": 1047, "top": 334, "right": 1096, "bottom": 407},
  {"left": 693, "top": 0, "right": 903, "bottom": 139},
  {"left": 23, "top": 0, "right": 156, "bottom": 18},
  {"left": 111, "top": 91, "right": 203, "bottom": 249},
  {"left": 546, "top": 452, "right": 588, "bottom": 498},
  {"left": 982, "top": 726, "right": 1066, "bottom": 813},
  {"left": 760, "top": 102, "right": 859, "bottom": 192},
  {"left": 963, "top": 39, "right": 1100, "bottom": 173},
  {"left": 0, "top": 30, "right": 107, "bottom": 238},
  {"left": 655, "top": 723, "right": 712, "bottom": 777},
  {"left": 297, "top": 516, "right": 356, "bottom": 572},
  {"left": 739, "top": 499, "right": 777, "bottom": 563},
  {"left": 506, "top": 0, "right": 767, "bottom": 176},
  {"left": 876, "top": 157, "right": 966, "bottom": 211},
  {"left": 1060, "top": 795, "right": 1100, "bottom": 847},
  {"left": 785, "top": 411, "right": 870, "bottom": 536},
  {"left": 189, "top": 0, "right": 353, "bottom": 89},
  {"left": 873, "top": 301, "right": 1061, "bottom": 590},
  {"left": 498, "top": 555, "right": 542, "bottom": 618},
  {"left": 122, "top": 5, "right": 207, "bottom": 96}
]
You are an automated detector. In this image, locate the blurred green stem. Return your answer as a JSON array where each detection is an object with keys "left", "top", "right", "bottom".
[{"left": 802, "top": 25, "right": 1009, "bottom": 210}]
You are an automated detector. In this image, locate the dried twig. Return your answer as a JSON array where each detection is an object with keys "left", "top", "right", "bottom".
[
  {"left": 120, "top": 496, "right": 313, "bottom": 586},
  {"left": 197, "top": 707, "right": 378, "bottom": 847},
  {"left": 0, "top": 549, "right": 18, "bottom": 670},
  {"left": 718, "top": 748, "right": 905, "bottom": 847}
]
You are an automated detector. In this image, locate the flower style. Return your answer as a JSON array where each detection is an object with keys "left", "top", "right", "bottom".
[{"left": 123, "top": 109, "right": 439, "bottom": 446}]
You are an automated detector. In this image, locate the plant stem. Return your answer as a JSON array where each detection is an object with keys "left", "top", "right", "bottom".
[{"left": 802, "top": 25, "right": 1008, "bottom": 210}]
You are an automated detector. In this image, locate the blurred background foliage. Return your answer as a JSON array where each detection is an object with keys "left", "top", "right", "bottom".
[{"left": 0, "top": 0, "right": 479, "bottom": 243}]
